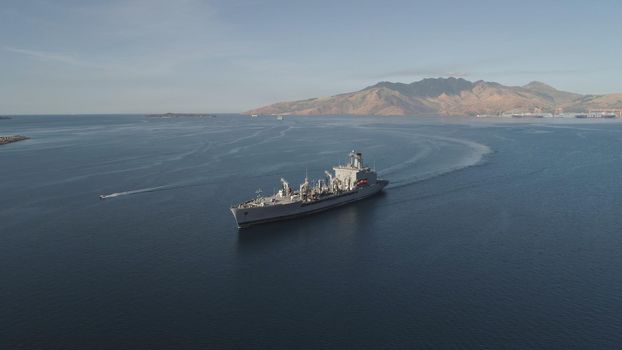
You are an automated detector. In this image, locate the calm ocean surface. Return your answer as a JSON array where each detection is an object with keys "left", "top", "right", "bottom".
[{"left": 2, "top": 115, "right": 622, "bottom": 348}]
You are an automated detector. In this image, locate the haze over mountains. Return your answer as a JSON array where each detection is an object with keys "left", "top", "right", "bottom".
[{"left": 247, "top": 78, "right": 622, "bottom": 116}]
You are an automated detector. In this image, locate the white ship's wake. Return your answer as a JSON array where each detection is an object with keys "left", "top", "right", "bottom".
[
  {"left": 98, "top": 182, "right": 212, "bottom": 200},
  {"left": 376, "top": 133, "right": 492, "bottom": 191},
  {"left": 99, "top": 186, "right": 169, "bottom": 199}
]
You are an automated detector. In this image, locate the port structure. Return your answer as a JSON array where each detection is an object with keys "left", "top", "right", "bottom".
[{"left": 588, "top": 109, "right": 622, "bottom": 118}]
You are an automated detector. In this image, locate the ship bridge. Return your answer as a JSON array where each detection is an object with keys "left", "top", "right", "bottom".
[{"left": 332, "top": 151, "right": 377, "bottom": 190}]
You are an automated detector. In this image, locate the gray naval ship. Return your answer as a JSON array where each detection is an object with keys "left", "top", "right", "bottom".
[{"left": 230, "top": 151, "right": 388, "bottom": 228}]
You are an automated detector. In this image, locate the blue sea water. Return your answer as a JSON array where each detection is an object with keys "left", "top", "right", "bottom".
[{"left": 2, "top": 115, "right": 622, "bottom": 348}]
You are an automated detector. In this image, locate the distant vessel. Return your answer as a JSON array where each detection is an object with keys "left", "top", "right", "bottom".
[
  {"left": 575, "top": 113, "right": 617, "bottom": 119},
  {"left": 592, "top": 113, "right": 616, "bottom": 118},
  {"left": 230, "top": 151, "right": 388, "bottom": 228},
  {"left": 251, "top": 114, "right": 259, "bottom": 118}
]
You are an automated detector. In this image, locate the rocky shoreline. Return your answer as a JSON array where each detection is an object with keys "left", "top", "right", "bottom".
[{"left": 0, "top": 135, "right": 29, "bottom": 145}]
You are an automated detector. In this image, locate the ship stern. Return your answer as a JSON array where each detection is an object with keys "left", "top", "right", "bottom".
[{"left": 230, "top": 207, "right": 245, "bottom": 228}]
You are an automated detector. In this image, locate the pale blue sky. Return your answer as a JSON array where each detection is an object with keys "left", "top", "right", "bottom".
[{"left": 1, "top": 0, "right": 621, "bottom": 114}]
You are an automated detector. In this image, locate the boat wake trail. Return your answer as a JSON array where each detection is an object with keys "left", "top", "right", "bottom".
[
  {"left": 99, "top": 186, "right": 170, "bottom": 199},
  {"left": 99, "top": 181, "right": 212, "bottom": 199},
  {"left": 379, "top": 134, "right": 492, "bottom": 190},
  {"left": 98, "top": 180, "right": 224, "bottom": 200}
]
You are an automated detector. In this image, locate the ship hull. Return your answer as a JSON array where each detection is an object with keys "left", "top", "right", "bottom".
[{"left": 231, "top": 180, "right": 388, "bottom": 228}]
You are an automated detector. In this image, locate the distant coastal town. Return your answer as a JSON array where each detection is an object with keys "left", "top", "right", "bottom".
[{"left": 476, "top": 108, "right": 622, "bottom": 119}]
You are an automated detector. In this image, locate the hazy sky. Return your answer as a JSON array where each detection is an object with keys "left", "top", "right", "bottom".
[{"left": 1, "top": 0, "right": 621, "bottom": 114}]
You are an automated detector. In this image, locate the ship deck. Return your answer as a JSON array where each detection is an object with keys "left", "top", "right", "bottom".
[{"left": 235, "top": 189, "right": 356, "bottom": 209}]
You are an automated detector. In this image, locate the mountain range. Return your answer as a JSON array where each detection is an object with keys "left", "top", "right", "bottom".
[{"left": 247, "top": 78, "right": 622, "bottom": 116}]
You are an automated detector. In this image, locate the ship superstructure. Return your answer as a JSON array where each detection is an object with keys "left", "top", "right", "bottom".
[{"left": 230, "top": 151, "right": 388, "bottom": 228}]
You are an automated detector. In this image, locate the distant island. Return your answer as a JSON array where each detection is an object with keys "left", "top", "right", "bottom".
[
  {"left": 146, "top": 113, "right": 216, "bottom": 118},
  {"left": 0, "top": 135, "right": 29, "bottom": 145},
  {"left": 0, "top": 116, "right": 12, "bottom": 120},
  {"left": 247, "top": 77, "right": 622, "bottom": 117}
]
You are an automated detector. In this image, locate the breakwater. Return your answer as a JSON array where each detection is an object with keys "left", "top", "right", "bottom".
[{"left": 0, "top": 135, "right": 29, "bottom": 145}]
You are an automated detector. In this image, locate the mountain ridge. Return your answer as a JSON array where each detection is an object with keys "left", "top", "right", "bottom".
[{"left": 247, "top": 78, "right": 622, "bottom": 116}]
